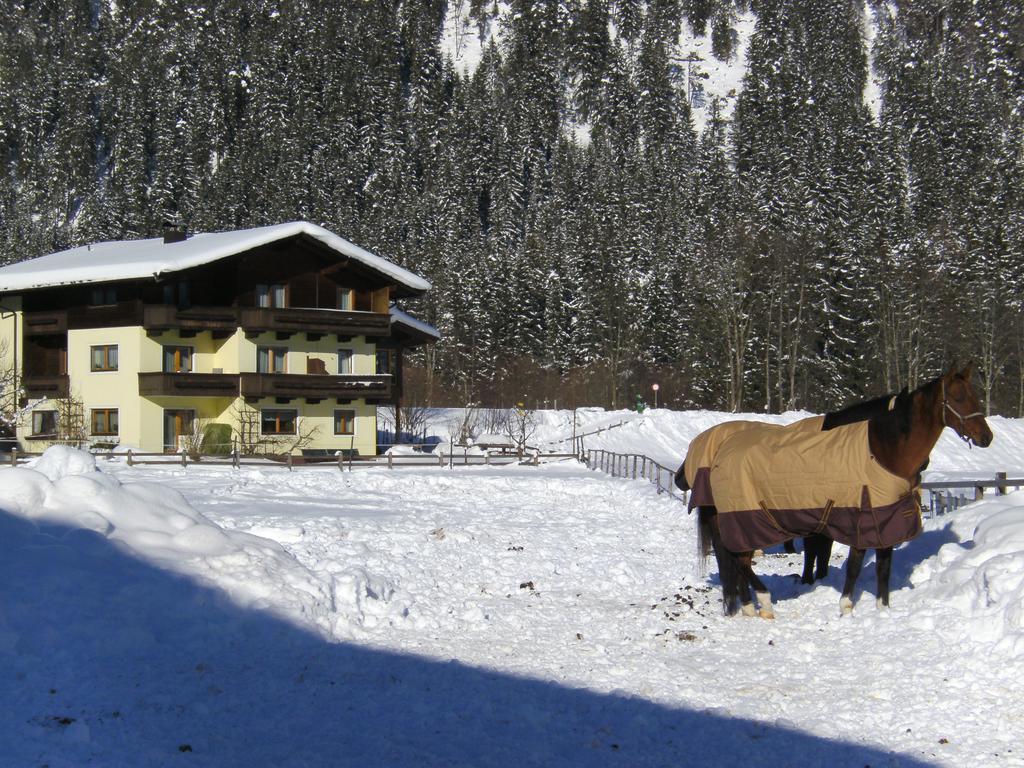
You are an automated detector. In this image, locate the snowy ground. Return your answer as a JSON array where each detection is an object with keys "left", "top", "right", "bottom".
[{"left": 2, "top": 409, "right": 1023, "bottom": 767}]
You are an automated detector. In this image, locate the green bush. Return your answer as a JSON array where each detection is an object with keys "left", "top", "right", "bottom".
[{"left": 202, "top": 423, "right": 233, "bottom": 456}]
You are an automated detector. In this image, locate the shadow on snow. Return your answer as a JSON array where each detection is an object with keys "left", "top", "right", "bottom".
[{"left": 0, "top": 511, "right": 935, "bottom": 768}]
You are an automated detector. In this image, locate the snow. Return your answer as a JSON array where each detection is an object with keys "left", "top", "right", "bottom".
[
  {"left": 677, "top": 11, "right": 757, "bottom": 134},
  {"left": 1, "top": 408, "right": 1023, "bottom": 766},
  {"left": 0, "top": 221, "right": 431, "bottom": 294},
  {"left": 390, "top": 305, "right": 441, "bottom": 339}
]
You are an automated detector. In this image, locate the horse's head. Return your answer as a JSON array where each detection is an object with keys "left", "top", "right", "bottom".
[{"left": 941, "top": 363, "right": 993, "bottom": 448}]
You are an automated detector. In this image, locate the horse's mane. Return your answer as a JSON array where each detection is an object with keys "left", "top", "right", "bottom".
[{"left": 822, "top": 391, "right": 899, "bottom": 431}]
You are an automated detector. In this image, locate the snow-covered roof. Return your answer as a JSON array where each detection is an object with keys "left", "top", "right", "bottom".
[
  {"left": 0, "top": 221, "right": 431, "bottom": 294},
  {"left": 389, "top": 306, "right": 441, "bottom": 340}
]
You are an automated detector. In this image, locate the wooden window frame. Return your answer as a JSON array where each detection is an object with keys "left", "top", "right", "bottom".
[
  {"left": 257, "top": 346, "right": 288, "bottom": 374},
  {"left": 256, "top": 283, "right": 287, "bottom": 309},
  {"left": 31, "top": 410, "right": 57, "bottom": 437},
  {"left": 90, "top": 408, "right": 119, "bottom": 436},
  {"left": 163, "top": 345, "right": 194, "bottom": 373},
  {"left": 261, "top": 409, "right": 297, "bottom": 436},
  {"left": 337, "top": 287, "right": 353, "bottom": 311},
  {"left": 90, "top": 344, "right": 119, "bottom": 372},
  {"left": 90, "top": 286, "right": 117, "bottom": 306},
  {"left": 376, "top": 349, "right": 396, "bottom": 376},
  {"left": 337, "top": 348, "right": 354, "bottom": 375},
  {"left": 333, "top": 409, "right": 356, "bottom": 436}
]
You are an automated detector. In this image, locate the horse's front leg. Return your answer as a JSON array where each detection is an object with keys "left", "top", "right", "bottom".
[
  {"left": 875, "top": 547, "right": 893, "bottom": 608},
  {"left": 736, "top": 553, "right": 774, "bottom": 619},
  {"left": 840, "top": 547, "right": 867, "bottom": 615}
]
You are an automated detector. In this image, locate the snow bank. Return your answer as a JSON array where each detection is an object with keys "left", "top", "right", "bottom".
[
  {"left": 912, "top": 496, "right": 1024, "bottom": 654},
  {"left": 2, "top": 447, "right": 409, "bottom": 639}
]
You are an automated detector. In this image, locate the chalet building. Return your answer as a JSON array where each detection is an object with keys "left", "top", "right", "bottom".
[{"left": 0, "top": 222, "right": 438, "bottom": 456}]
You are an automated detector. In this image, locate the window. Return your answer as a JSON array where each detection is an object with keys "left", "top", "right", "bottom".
[
  {"left": 376, "top": 349, "right": 396, "bottom": 376},
  {"left": 31, "top": 410, "right": 57, "bottom": 436},
  {"left": 337, "top": 287, "right": 353, "bottom": 311},
  {"left": 90, "top": 286, "right": 117, "bottom": 306},
  {"left": 261, "top": 409, "right": 296, "bottom": 435},
  {"left": 91, "top": 409, "right": 119, "bottom": 436},
  {"left": 257, "top": 347, "right": 288, "bottom": 374},
  {"left": 163, "top": 346, "right": 193, "bottom": 373},
  {"left": 256, "top": 283, "right": 286, "bottom": 308},
  {"left": 90, "top": 345, "right": 119, "bottom": 372},
  {"left": 334, "top": 409, "right": 356, "bottom": 435},
  {"left": 162, "top": 280, "right": 191, "bottom": 308},
  {"left": 338, "top": 348, "right": 354, "bottom": 375}
]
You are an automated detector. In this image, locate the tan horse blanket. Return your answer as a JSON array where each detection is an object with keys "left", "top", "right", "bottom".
[{"left": 682, "top": 417, "right": 921, "bottom": 552}]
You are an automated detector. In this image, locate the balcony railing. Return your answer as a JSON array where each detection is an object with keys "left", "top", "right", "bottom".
[
  {"left": 143, "top": 305, "right": 238, "bottom": 334},
  {"left": 138, "top": 372, "right": 392, "bottom": 401},
  {"left": 27, "top": 303, "right": 392, "bottom": 339},
  {"left": 23, "top": 374, "right": 70, "bottom": 398},
  {"left": 239, "top": 372, "right": 392, "bottom": 400},
  {"left": 143, "top": 305, "right": 391, "bottom": 337},
  {"left": 138, "top": 372, "right": 241, "bottom": 398},
  {"left": 238, "top": 307, "right": 390, "bottom": 337}
]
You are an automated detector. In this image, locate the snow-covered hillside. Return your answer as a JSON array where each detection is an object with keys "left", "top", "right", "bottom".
[{"left": 1, "top": 409, "right": 1023, "bottom": 766}]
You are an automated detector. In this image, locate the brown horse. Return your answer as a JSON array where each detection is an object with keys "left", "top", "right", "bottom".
[{"left": 677, "top": 364, "right": 993, "bottom": 618}]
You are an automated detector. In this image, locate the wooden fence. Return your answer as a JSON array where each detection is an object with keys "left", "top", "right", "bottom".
[
  {"left": 583, "top": 447, "right": 1024, "bottom": 517},
  {"left": 0, "top": 447, "right": 578, "bottom": 471},
  {"left": 584, "top": 448, "right": 683, "bottom": 501},
  {"left": 4, "top": 445, "right": 1022, "bottom": 518}
]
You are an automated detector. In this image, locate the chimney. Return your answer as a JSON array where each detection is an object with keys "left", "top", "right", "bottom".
[{"left": 163, "top": 226, "right": 187, "bottom": 244}]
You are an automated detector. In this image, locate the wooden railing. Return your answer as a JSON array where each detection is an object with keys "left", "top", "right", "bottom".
[
  {"left": 0, "top": 447, "right": 578, "bottom": 471},
  {"left": 584, "top": 448, "right": 684, "bottom": 501}
]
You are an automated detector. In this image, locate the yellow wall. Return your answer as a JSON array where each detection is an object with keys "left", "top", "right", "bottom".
[
  {"left": 17, "top": 325, "right": 379, "bottom": 454},
  {"left": 0, "top": 295, "right": 22, "bottom": 383}
]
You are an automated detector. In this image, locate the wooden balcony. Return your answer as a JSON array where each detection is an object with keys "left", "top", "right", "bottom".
[
  {"left": 23, "top": 310, "right": 68, "bottom": 336},
  {"left": 23, "top": 374, "right": 70, "bottom": 398},
  {"left": 137, "top": 372, "right": 392, "bottom": 401},
  {"left": 138, "top": 372, "right": 241, "bottom": 398},
  {"left": 143, "top": 305, "right": 238, "bottom": 335},
  {"left": 239, "top": 372, "right": 392, "bottom": 400},
  {"left": 142, "top": 305, "right": 391, "bottom": 339},
  {"left": 239, "top": 307, "right": 391, "bottom": 338}
]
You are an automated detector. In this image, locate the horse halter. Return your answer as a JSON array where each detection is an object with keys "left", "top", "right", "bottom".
[{"left": 941, "top": 380, "right": 985, "bottom": 447}]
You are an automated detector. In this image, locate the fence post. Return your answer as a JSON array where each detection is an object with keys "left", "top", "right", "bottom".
[
  {"left": 632, "top": 455, "right": 637, "bottom": 480},
  {"left": 656, "top": 467, "right": 662, "bottom": 494},
  {"left": 127, "top": 449, "right": 133, "bottom": 467},
  {"left": 388, "top": 452, "right": 394, "bottom": 470},
  {"left": 11, "top": 449, "right": 17, "bottom": 467},
  {"left": 997, "top": 471, "right": 1007, "bottom": 496},
  {"left": 233, "top": 449, "right": 240, "bottom": 469},
  {"left": 287, "top": 453, "right": 293, "bottom": 471},
  {"left": 181, "top": 451, "right": 187, "bottom": 468}
]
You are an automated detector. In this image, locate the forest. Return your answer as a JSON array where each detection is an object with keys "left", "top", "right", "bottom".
[{"left": 1, "top": 0, "right": 1022, "bottom": 414}]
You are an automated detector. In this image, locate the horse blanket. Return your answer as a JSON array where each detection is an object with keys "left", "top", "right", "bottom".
[{"left": 682, "top": 417, "right": 921, "bottom": 552}]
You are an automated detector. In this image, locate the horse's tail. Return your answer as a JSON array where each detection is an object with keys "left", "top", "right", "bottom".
[{"left": 697, "top": 506, "right": 715, "bottom": 571}]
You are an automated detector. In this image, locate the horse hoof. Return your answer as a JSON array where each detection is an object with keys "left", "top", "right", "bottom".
[
  {"left": 741, "top": 604, "right": 757, "bottom": 617},
  {"left": 839, "top": 597, "right": 854, "bottom": 616},
  {"left": 876, "top": 598, "right": 890, "bottom": 610},
  {"left": 758, "top": 609, "right": 775, "bottom": 620}
]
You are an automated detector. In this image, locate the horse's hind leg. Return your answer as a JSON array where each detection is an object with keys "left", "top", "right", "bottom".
[
  {"left": 736, "top": 566, "right": 756, "bottom": 617},
  {"left": 737, "top": 554, "right": 774, "bottom": 619},
  {"left": 702, "top": 507, "right": 744, "bottom": 617},
  {"left": 875, "top": 547, "right": 893, "bottom": 608},
  {"left": 712, "top": 535, "right": 744, "bottom": 616},
  {"left": 840, "top": 547, "right": 867, "bottom": 615}
]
